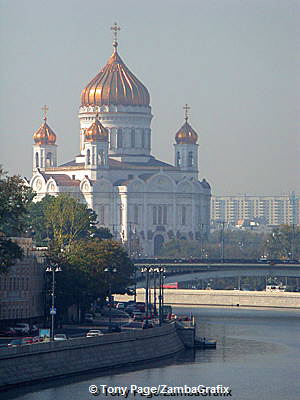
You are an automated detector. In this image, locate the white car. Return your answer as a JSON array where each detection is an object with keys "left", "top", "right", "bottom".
[
  {"left": 14, "top": 323, "right": 30, "bottom": 335},
  {"left": 86, "top": 329, "right": 103, "bottom": 337},
  {"left": 54, "top": 334, "right": 67, "bottom": 341}
]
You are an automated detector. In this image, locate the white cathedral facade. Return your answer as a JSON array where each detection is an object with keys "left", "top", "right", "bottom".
[{"left": 30, "top": 32, "right": 211, "bottom": 256}]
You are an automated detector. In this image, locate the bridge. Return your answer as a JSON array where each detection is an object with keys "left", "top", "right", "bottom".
[{"left": 133, "top": 260, "right": 300, "bottom": 288}]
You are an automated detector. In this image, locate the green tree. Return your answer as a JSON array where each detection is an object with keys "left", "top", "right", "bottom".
[
  {"left": 265, "top": 225, "right": 300, "bottom": 259},
  {"left": 44, "top": 194, "right": 98, "bottom": 255},
  {"left": 0, "top": 167, "right": 34, "bottom": 271},
  {"left": 55, "top": 239, "right": 134, "bottom": 316},
  {"left": 159, "top": 230, "right": 265, "bottom": 259},
  {"left": 26, "top": 195, "right": 54, "bottom": 246}
]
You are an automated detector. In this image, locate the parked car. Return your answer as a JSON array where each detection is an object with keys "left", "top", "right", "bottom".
[
  {"left": 0, "top": 327, "right": 16, "bottom": 337},
  {"left": 135, "top": 302, "right": 146, "bottom": 312},
  {"left": 84, "top": 313, "right": 94, "bottom": 323},
  {"left": 54, "top": 334, "right": 67, "bottom": 341},
  {"left": 106, "top": 323, "right": 121, "bottom": 333},
  {"left": 132, "top": 311, "right": 144, "bottom": 321},
  {"left": 23, "top": 337, "right": 34, "bottom": 344},
  {"left": 142, "top": 321, "right": 154, "bottom": 329},
  {"left": 86, "top": 329, "right": 103, "bottom": 337},
  {"left": 13, "top": 323, "right": 30, "bottom": 335},
  {"left": 32, "top": 336, "right": 43, "bottom": 343},
  {"left": 30, "top": 325, "right": 39, "bottom": 334},
  {"left": 116, "top": 302, "right": 126, "bottom": 310}
]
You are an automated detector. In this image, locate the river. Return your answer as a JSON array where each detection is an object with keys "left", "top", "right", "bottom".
[{"left": 3, "top": 307, "right": 300, "bottom": 400}]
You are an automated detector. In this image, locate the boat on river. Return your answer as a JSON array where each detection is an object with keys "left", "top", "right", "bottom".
[{"left": 194, "top": 337, "right": 217, "bottom": 349}]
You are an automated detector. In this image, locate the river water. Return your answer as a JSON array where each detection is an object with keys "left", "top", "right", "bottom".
[{"left": 3, "top": 307, "right": 300, "bottom": 400}]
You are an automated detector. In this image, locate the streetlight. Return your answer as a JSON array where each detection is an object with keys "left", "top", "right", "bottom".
[
  {"left": 104, "top": 267, "right": 117, "bottom": 331},
  {"left": 153, "top": 270, "right": 157, "bottom": 316},
  {"left": 141, "top": 266, "right": 151, "bottom": 326},
  {"left": 158, "top": 266, "right": 166, "bottom": 326},
  {"left": 46, "top": 265, "right": 62, "bottom": 341}
]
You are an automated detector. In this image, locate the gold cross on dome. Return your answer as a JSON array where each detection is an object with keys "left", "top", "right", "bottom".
[
  {"left": 111, "top": 22, "right": 120, "bottom": 46},
  {"left": 41, "top": 104, "right": 49, "bottom": 121},
  {"left": 183, "top": 103, "right": 190, "bottom": 121}
]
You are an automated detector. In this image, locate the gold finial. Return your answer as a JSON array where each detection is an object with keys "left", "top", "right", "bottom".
[
  {"left": 111, "top": 22, "right": 120, "bottom": 49},
  {"left": 183, "top": 103, "right": 190, "bottom": 122},
  {"left": 41, "top": 104, "right": 49, "bottom": 121}
]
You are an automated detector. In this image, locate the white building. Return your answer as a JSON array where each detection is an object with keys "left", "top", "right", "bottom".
[
  {"left": 211, "top": 193, "right": 299, "bottom": 227},
  {"left": 30, "top": 32, "right": 211, "bottom": 256}
]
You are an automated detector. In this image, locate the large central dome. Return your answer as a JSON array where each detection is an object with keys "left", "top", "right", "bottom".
[{"left": 81, "top": 44, "right": 150, "bottom": 107}]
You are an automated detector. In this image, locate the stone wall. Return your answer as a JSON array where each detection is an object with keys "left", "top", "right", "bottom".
[
  {"left": 0, "top": 324, "right": 184, "bottom": 388},
  {"left": 116, "top": 288, "right": 300, "bottom": 309},
  {"left": 161, "top": 289, "right": 300, "bottom": 308}
]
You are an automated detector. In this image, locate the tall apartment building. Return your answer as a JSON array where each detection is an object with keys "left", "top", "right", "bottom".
[{"left": 211, "top": 193, "right": 299, "bottom": 226}]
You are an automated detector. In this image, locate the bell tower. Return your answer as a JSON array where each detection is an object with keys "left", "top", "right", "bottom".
[
  {"left": 84, "top": 115, "right": 109, "bottom": 170},
  {"left": 32, "top": 105, "right": 57, "bottom": 172},
  {"left": 174, "top": 104, "right": 199, "bottom": 175}
]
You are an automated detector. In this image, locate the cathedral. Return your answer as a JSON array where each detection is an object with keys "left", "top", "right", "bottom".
[{"left": 30, "top": 25, "right": 211, "bottom": 256}]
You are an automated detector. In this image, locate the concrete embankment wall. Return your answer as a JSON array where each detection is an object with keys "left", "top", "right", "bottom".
[
  {"left": 116, "top": 289, "right": 300, "bottom": 309},
  {"left": 162, "top": 289, "right": 300, "bottom": 308},
  {"left": 0, "top": 324, "right": 184, "bottom": 388}
]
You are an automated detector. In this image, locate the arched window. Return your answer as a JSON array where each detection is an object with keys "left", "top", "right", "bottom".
[
  {"left": 46, "top": 152, "right": 52, "bottom": 167},
  {"left": 35, "top": 152, "right": 39, "bottom": 167},
  {"left": 154, "top": 235, "right": 164, "bottom": 256},
  {"left": 92, "top": 147, "right": 95, "bottom": 165},
  {"left": 188, "top": 151, "right": 193, "bottom": 167},
  {"left": 117, "top": 129, "right": 123, "bottom": 149},
  {"left": 176, "top": 151, "right": 181, "bottom": 167},
  {"left": 86, "top": 149, "right": 91, "bottom": 165},
  {"left": 98, "top": 150, "right": 104, "bottom": 166},
  {"left": 131, "top": 129, "right": 135, "bottom": 147}
]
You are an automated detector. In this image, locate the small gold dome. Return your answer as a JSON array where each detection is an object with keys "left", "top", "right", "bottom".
[
  {"left": 175, "top": 120, "right": 198, "bottom": 144},
  {"left": 85, "top": 118, "right": 109, "bottom": 142},
  {"left": 33, "top": 118, "right": 57, "bottom": 145},
  {"left": 81, "top": 45, "right": 150, "bottom": 107}
]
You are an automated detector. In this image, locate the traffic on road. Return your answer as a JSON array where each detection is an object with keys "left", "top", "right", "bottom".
[{"left": 0, "top": 300, "right": 172, "bottom": 349}]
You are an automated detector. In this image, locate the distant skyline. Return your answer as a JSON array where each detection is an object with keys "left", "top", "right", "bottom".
[{"left": 0, "top": 0, "right": 299, "bottom": 195}]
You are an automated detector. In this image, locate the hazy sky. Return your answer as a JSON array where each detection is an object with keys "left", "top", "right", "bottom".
[{"left": 0, "top": 0, "right": 299, "bottom": 195}]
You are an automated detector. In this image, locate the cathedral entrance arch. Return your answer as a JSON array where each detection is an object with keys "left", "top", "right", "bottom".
[{"left": 154, "top": 234, "right": 164, "bottom": 256}]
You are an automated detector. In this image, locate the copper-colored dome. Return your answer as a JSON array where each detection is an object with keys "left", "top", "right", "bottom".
[
  {"left": 33, "top": 118, "right": 56, "bottom": 145},
  {"left": 175, "top": 120, "right": 198, "bottom": 144},
  {"left": 85, "top": 118, "right": 109, "bottom": 142},
  {"left": 81, "top": 45, "right": 150, "bottom": 107}
]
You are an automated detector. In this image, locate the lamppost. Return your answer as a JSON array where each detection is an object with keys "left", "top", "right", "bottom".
[
  {"left": 141, "top": 266, "right": 151, "bottom": 326},
  {"left": 153, "top": 270, "right": 157, "bottom": 316},
  {"left": 46, "top": 265, "right": 62, "bottom": 340},
  {"left": 158, "top": 266, "right": 166, "bottom": 326},
  {"left": 104, "top": 266, "right": 117, "bottom": 331},
  {"left": 133, "top": 264, "right": 137, "bottom": 303}
]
